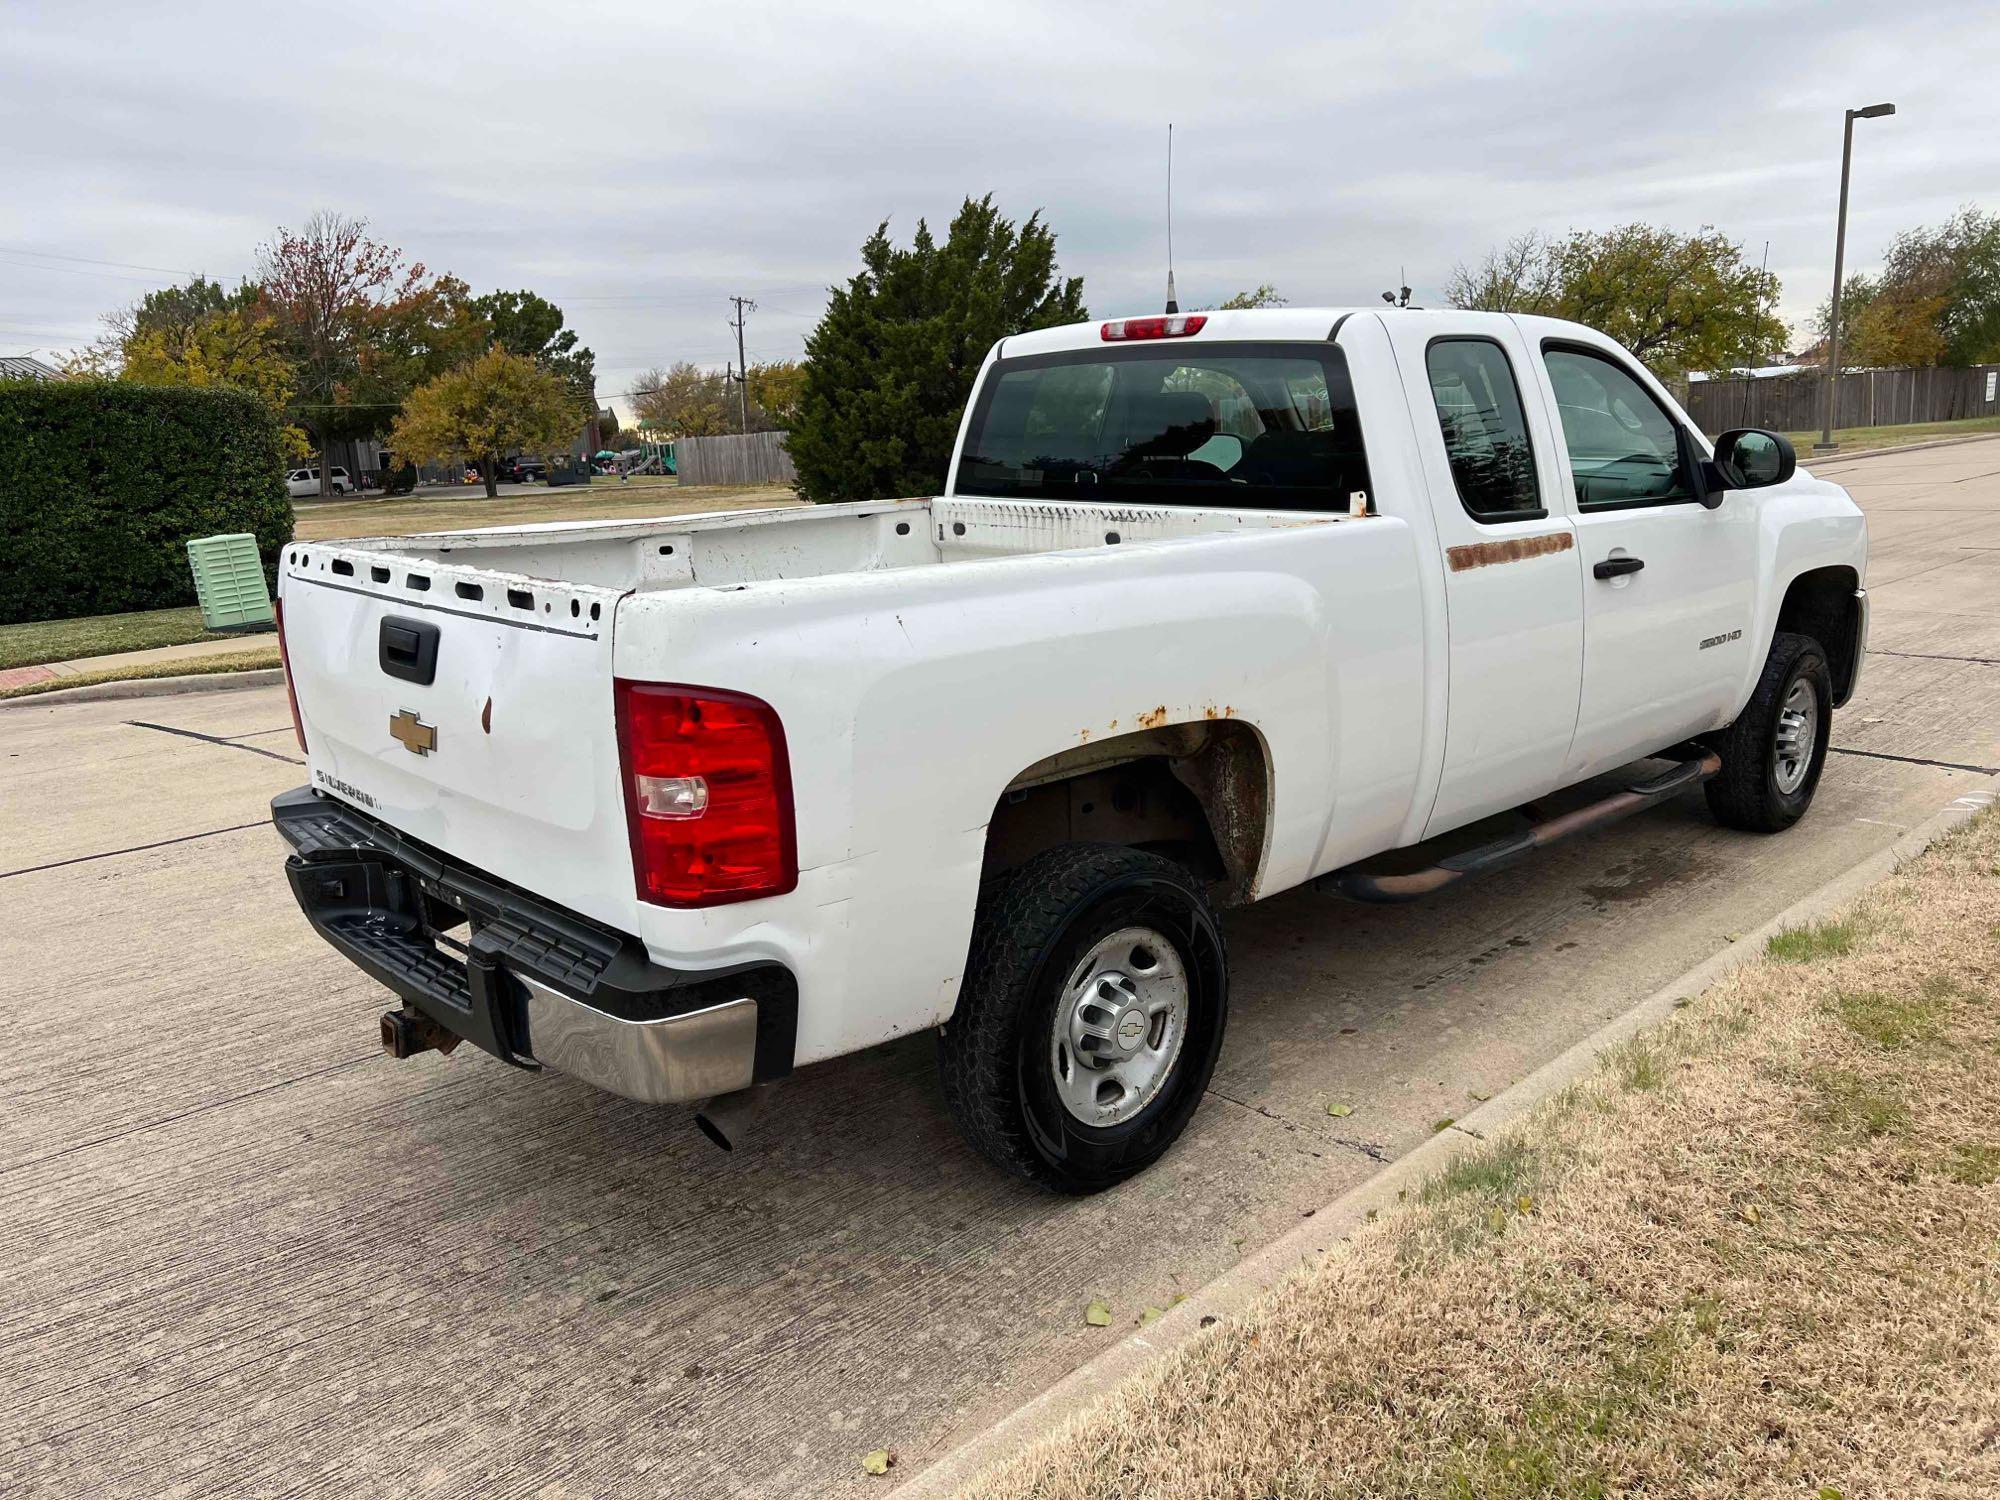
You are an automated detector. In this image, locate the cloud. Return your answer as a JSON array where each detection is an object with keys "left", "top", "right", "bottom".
[{"left": 3, "top": 0, "right": 1993, "bottom": 406}]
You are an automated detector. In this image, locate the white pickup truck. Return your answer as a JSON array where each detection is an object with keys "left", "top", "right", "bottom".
[{"left": 272, "top": 307, "right": 1867, "bottom": 1191}]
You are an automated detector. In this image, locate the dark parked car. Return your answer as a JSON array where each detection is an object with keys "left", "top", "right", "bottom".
[{"left": 498, "top": 457, "right": 549, "bottom": 484}]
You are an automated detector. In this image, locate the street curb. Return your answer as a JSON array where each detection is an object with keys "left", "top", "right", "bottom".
[
  {"left": 0, "top": 667, "right": 285, "bottom": 711},
  {"left": 1807, "top": 431, "right": 2000, "bottom": 467},
  {"left": 896, "top": 772, "right": 2000, "bottom": 1498}
]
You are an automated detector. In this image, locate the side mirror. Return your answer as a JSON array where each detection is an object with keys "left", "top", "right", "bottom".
[{"left": 1710, "top": 428, "right": 1796, "bottom": 492}]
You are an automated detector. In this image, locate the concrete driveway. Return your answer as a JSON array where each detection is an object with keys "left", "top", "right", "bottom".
[{"left": 4, "top": 440, "right": 1998, "bottom": 1498}]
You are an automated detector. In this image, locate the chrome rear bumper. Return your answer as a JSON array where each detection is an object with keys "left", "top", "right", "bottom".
[
  {"left": 272, "top": 786, "right": 795, "bottom": 1105},
  {"left": 518, "top": 978, "right": 759, "bottom": 1104}
]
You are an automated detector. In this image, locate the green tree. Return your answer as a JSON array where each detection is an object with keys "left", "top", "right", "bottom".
[
  {"left": 1448, "top": 225, "right": 1787, "bottom": 376},
  {"left": 788, "top": 195, "right": 1087, "bottom": 502},
  {"left": 1215, "top": 284, "right": 1287, "bottom": 310},
  {"left": 472, "top": 288, "right": 597, "bottom": 409},
  {"left": 388, "top": 346, "right": 578, "bottom": 498}
]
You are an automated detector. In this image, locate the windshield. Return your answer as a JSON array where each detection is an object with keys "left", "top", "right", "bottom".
[{"left": 954, "top": 341, "right": 1371, "bottom": 511}]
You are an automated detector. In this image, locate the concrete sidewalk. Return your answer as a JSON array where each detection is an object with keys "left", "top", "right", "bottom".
[{"left": 0, "top": 633, "right": 276, "bottom": 694}]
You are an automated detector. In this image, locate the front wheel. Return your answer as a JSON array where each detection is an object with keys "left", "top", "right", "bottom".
[
  {"left": 1704, "top": 630, "right": 1832, "bottom": 833},
  {"left": 938, "top": 843, "right": 1228, "bottom": 1192}
]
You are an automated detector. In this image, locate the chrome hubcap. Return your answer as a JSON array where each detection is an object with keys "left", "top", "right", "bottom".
[
  {"left": 1049, "top": 925, "right": 1190, "bottom": 1127},
  {"left": 1773, "top": 678, "right": 1818, "bottom": 795}
]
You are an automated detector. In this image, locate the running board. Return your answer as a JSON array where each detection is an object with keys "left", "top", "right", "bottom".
[{"left": 1320, "top": 749, "right": 1722, "bottom": 904}]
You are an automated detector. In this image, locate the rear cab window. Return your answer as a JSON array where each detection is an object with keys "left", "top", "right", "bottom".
[
  {"left": 1424, "top": 338, "right": 1542, "bottom": 521},
  {"left": 955, "top": 341, "right": 1371, "bottom": 512}
]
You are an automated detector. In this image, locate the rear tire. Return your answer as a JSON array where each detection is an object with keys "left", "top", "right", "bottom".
[
  {"left": 938, "top": 843, "right": 1228, "bottom": 1193},
  {"left": 1704, "top": 630, "right": 1831, "bottom": 833}
]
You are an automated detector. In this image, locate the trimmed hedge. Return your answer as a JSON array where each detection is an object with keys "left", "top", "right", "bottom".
[{"left": 0, "top": 380, "right": 293, "bottom": 625}]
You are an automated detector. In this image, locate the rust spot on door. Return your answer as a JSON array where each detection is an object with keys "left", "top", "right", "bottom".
[
  {"left": 1446, "top": 531, "right": 1574, "bottom": 573},
  {"left": 1138, "top": 705, "right": 1169, "bottom": 729}
]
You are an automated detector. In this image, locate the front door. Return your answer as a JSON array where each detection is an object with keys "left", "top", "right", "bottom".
[
  {"left": 1532, "top": 338, "right": 1758, "bottom": 781},
  {"left": 1384, "top": 317, "right": 1585, "bottom": 837}
]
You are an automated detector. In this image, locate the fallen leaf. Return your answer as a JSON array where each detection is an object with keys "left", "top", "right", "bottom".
[
  {"left": 1487, "top": 1207, "right": 1507, "bottom": 1232},
  {"left": 1818, "top": 1488, "right": 1843, "bottom": 1500},
  {"left": 1433, "top": 1118, "right": 1455, "bottom": 1133},
  {"left": 1741, "top": 1204, "right": 1762, "bottom": 1225},
  {"left": 861, "top": 1450, "right": 893, "bottom": 1476},
  {"left": 1085, "top": 1299, "right": 1113, "bottom": 1327},
  {"left": 1138, "top": 1306, "right": 1165, "bottom": 1327},
  {"left": 1327, "top": 1102, "right": 1354, "bottom": 1118},
  {"left": 1516, "top": 1195, "right": 1534, "bottom": 1214},
  {"left": 1467, "top": 1089, "right": 1492, "bottom": 1102}
]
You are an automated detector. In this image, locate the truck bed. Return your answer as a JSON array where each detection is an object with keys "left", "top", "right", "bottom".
[{"left": 328, "top": 496, "right": 1350, "bottom": 593}]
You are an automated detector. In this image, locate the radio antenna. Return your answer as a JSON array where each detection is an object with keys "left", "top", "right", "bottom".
[{"left": 1164, "top": 122, "right": 1179, "bottom": 314}]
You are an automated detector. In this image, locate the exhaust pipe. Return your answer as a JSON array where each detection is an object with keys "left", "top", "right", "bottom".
[
  {"left": 379, "top": 1006, "right": 462, "bottom": 1059},
  {"left": 694, "top": 1083, "right": 778, "bottom": 1152}
]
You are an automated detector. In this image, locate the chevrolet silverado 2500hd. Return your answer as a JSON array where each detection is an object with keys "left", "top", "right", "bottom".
[{"left": 271, "top": 307, "right": 1867, "bottom": 1191}]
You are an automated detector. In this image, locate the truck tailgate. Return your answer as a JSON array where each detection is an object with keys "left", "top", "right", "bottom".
[{"left": 278, "top": 544, "right": 635, "bottom": 930}]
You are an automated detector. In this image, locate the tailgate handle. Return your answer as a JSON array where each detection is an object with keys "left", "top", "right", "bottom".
[{"left": 379, "top": 617, "right": 440, "bottom": 686}]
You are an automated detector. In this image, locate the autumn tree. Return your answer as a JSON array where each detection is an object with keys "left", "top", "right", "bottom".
[
  {"left": 1448, "top": 225, "right": 1787, "bottom": 376},
  {"left": 256, "top": 213, "right": 435, "bottom": 495},
  {"left": 389, "top": 346, "right": 578, "bottom": 499},
  {"left": 789, "top": 196, "right": 1087, "bottom": 502},
  {"left": 631, "top": 361, "right": 736, "bottom": 438},
  {"left": 746, "top": 360, "right": 807, "bottom": 429},
  {"left": 120, "top": 306, "right": 308, "bottom": 457},
  {"left": 1813, "top": 207, "right": 2000, "bottom": 368}
]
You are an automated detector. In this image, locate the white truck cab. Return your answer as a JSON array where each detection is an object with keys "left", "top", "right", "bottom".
[{"left": 272, "top": 307, "right": 1866, "bottom": 1190}]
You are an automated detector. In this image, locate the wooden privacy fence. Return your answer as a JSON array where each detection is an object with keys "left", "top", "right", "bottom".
[
  {"left": 675, "top": 430, "right": 796, "bottom": 487},
  {"left": 1684, "top": 363, "right": 2000, "bottom": 435}
]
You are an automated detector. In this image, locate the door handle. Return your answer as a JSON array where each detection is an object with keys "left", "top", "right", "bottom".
[{"left": 1593, "top": 556, "right": 1645, "bottom": 580}]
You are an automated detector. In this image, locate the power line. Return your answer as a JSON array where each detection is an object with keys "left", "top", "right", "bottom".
[{"left": 0, "top": 245, "right": 201, "bottom": 276}]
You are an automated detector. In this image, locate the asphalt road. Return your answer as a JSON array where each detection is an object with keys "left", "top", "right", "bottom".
[{"left": 4, "top": 440, "right": 1998, "bottom": 1499}]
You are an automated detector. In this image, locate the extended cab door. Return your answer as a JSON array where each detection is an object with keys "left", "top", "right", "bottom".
[
  {"left": 1522, "top": 329, "right": 1758, "bottom": 781},
  {"left": 1382, "top": 315, "right": 1585, "bottom": 836}
]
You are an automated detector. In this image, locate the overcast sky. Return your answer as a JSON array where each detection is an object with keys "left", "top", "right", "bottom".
[{"left": 4, "top": 0, "right": 1995, "bottom": 416}]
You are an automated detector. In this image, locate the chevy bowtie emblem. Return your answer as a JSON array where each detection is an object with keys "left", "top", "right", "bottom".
[{"left": 389, "top": 709, "right": 437, "bottom": 756}]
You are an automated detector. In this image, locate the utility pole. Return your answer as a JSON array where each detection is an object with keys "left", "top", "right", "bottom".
[
  {"left": 1817, "top": 102, "right": 1896, "bottom": 453},
  {"left": 728, "top": 296, "right": 756, "bottom": 433}
]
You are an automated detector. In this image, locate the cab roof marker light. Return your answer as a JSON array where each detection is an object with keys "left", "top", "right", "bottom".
[{"left": 1101, "top": 314, "right": 1207, "bottom": 342}]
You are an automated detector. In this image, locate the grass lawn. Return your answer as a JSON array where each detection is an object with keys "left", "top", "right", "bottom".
[
  {"left": 0, "top": 645, "right": 280, "bottom": 701},
  {"left": 0, "top": 605, "right": 240, "bottom": 671},
  {"left": 1786, "top": 412, "right": 2000, "bottom": 455},
  {"left": 293, "top": 479, "right": 797, "bottom": 542},
  {"left": 969, "top": 810, "right": 2000, "bottom": 1500}
]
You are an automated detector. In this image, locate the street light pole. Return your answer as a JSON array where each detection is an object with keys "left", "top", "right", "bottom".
[{"left": 1816, "top": 101, "right": 1896, "bottom": 453}]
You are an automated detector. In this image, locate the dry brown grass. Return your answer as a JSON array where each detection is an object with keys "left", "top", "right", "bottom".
[
  {"left": 0, "top": 646, "right": 280, "bottom": 700},
  {"left": 965, "top": 812, "right": 2000, "bottom": 1500}
]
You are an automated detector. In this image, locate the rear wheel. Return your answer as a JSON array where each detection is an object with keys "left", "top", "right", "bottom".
[
  {"left": 1704, "top": 631, "right": 1832, "bottom": 833},
  {"left": 938, "top": 843, "right": 1228, "bottom": 1192}
]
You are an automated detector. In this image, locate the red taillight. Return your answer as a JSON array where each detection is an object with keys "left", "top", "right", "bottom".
[
  {"left": 1100, "top": 314, "right": 1207, "bottom": 342},
  {"left": 613, "top": 681, "right": 797, "bottom": 908},
  {"left": 274, "top": 597, "right": 307, "bottom": 754}
]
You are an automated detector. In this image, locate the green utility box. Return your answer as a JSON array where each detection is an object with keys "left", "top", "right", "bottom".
[{"left": 185, "top": 532, "right": 275, "bottom": 631}]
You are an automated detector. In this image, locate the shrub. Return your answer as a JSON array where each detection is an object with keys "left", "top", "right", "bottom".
[{"left": 0, "top": 379, "right": 292, "bottom": 625}]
